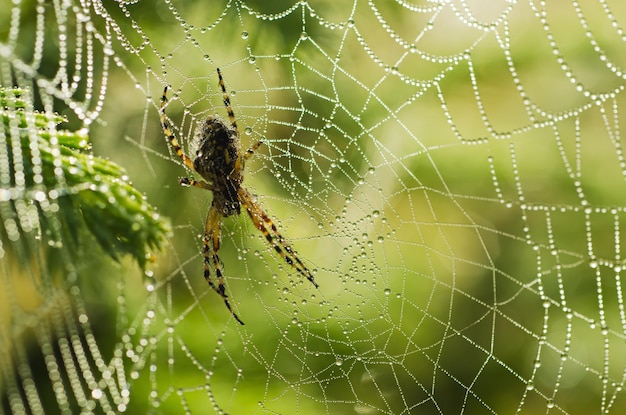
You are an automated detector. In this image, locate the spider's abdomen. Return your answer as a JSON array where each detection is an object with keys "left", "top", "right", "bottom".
[{"left": 194, "top": 116, "right": 243, "bottom": 216}]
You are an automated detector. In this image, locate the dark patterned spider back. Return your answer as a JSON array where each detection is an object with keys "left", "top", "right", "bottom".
[{"left": 192, "top": 115, "right": 242, "bottom": 216}]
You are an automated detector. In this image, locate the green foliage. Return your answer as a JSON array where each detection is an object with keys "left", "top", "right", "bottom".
[{"left": 0, "top": 87, "right": 170, "bottom": 267}]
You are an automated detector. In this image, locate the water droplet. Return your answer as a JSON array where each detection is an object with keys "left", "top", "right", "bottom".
[{"left": 241, "top": 31, "right": 249, "bottom": 39}]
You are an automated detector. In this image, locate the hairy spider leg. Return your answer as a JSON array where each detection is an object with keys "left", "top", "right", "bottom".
[
  {"left": 204, "top": 206, "right": 245, "bottom": 325},
  {"left": 217, "top": 68, "right": 238, "bottom": 133},
  {"left": 160, "top": 86, "right": 196, "bottom": 171},
  {"left": 216, "top": 68, "right": 264, "bottom": 164},
  {"left": 179, "top": 177, "right": 211, "bottom": 189},
  {"left": 238, "top": 187, "right": 319, "bottom": 288},
  {"left": 244, "top": 140, "right": 264, "bottom": 161}
]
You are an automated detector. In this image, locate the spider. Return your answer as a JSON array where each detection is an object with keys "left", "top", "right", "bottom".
[{"left": 159, "top": 68, "right": 318, "bottom": 325}]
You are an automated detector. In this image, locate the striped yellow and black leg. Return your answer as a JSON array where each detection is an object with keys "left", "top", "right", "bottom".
[
  {"left": 179, "top": 177, "right": 211, "bottom": 189},
  {"left": 243, "top": 140, "right": 264, "bottom": 161},
  {"left": 239, "top": 187, "right": 319, "bottom": 289},
  {"left": 204, "top": 206, "right": 245, "bottom": 325},
  {"left": 160, "top": 86, "right": 196, "bottom": 171},
  {"left": 217, "top": 67, "right": 264, "bottom": 164},
  {"left": 217, "top": 68, "right": 238, "bottom": 133}
]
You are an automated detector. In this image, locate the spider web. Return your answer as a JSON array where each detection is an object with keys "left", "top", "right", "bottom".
[{"left": 3, "top": 0, "right": 626, "bottom": 414}]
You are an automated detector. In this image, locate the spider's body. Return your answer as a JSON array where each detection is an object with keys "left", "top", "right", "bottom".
[
  {"left": 160, "top": 68, "right": 318, "bottom": 325},
  {"left": 193, "top": 116, "right": 242, "bottom": 216}
]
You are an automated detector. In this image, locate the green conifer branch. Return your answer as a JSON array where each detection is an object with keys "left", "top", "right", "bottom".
[{"left": 0, "top": 87, "right": 170, "bottom": 267}]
